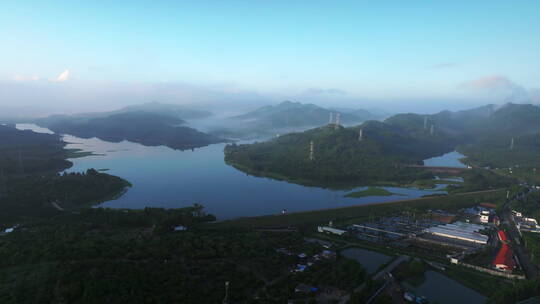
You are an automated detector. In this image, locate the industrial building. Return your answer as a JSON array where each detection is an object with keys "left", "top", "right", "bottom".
[
  {"left": 480, "top": 210, "right": 490, "bottom": 224},
  {"left": 423, "top": 221, "right": 489, "bottom": 245},
  {"left": 317, "top": 226, "right": 347, "bottom": 236},
  {"left": 493, "top": 244, "right": 516, "bottom": 271}
]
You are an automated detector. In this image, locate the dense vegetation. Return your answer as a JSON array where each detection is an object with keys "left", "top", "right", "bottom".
[
  {"left": 0, "top": 125, "right": 71, "bottom": 175},
  {"left": 446, "top": 169, "right": 516, "bottom": 194},
  {"left": 0, "top": 206, "right": 368, "bottom": 303},
  {"left": 509, "top": 189, "right": 540, "bottom": 222},
  {"left": 225, "top": 121, "right": 455, "bottom": 186},
  {"left": 36, "top": 111, "right": 224, "bottom": 150},
  {"left": 490, "top": 278, "right": 540, "bottom": 304},
  {"left": 226, "top": 103, "right": 540, "bottom": 187},
  {"left": 0, "top": 169, "right": 130, "bottom": 224}
]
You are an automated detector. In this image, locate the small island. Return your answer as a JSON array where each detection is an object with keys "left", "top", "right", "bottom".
[{"left": 344, "top": 187, "right": 398, "bottom": 198}]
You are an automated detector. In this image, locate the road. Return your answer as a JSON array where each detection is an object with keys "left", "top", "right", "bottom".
[
  {"left": 502, "top": 194, "right": 539, "bottom": 279},
  {"left": 51, "top": 201, "right": 64, "bottom": 211},
  {"left": 354, "top": 255, "right": 410, "bottom": 293}
]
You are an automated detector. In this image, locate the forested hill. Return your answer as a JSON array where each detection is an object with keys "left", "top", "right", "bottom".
[
  {"left": 0, "top": 169, "right": 131, "bottom": 223},
  {"left": 37, "top": 111, "right": 225, "bottom": 150},
  {"left": 384, "top": 103, "right": 540, "bottom": 168},
  {"left": 233, "top": 101, "right": 375, "bottom": 127},
  {"left": 117, "top": 102, "right": 212, "bottom": 119},
  {"left": 224, "top": 122, "right": 450, "bottom": 185},
  {"left": 0, "top": 125, "right": 71, "bottom": 175},
  {"left": 224, "top": 102, "right": 540, "bottom": 184}
]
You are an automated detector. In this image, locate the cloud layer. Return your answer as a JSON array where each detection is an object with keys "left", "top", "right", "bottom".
[
  {"left": 459, "top": 76, "right": 537, "bottom": 103},
  {"left": 55, "top": 70, "right": 70, "bottom": 82}
]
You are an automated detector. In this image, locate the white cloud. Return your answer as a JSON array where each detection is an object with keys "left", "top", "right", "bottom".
[
  {"left": 458, "top": 76, "right": 531, "bottom": 102},
  {"left": 55, "top": 69, "right": 70, "bottom": 82},
  {"left": 12, "top": 74, "right": 39, "bottom": 81}
]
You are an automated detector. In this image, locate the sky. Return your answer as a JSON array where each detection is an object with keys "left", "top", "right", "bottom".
[{"left": 1, "top": 1, "right": 539, "bottom": 115}]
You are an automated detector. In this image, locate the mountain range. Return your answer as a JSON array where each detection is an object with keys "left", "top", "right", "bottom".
[
  {"left": 225, "top": 103, "right": 540, "bottom": 184},
  {"left": 36, "top": 111, "right": 224, "bottom": 150}
]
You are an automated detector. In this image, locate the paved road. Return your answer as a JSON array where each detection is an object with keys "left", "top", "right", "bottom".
[{"left": 502, "top": 194, "right": 539, "bottom": 279}]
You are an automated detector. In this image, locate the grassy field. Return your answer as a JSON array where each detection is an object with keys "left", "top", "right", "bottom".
[
  {"left": 523, "top": 232, "right": 540, "bottom": 266},
  {"left": 494, "top": 167, "right": 540, "bottom": 185},
  {"left": 212, "top": 189, "right": 506, "bottom": 229}
]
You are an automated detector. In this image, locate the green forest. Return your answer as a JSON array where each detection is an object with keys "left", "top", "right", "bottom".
[
  {"left": 0, "top": 206, "right": 370, "bottom": 304},
  {"left": 225, "top": 103, "right": 540, "bottom": 187},
  {"left": 36, "top": 111, "right": 225, "bottom": 150},
  {"left": 0, "top": 125, "right": 71, "bottom": 175},
  {"left": 224, "top": 123, "right": 450, "bottom": 186},
  {"left": 0, "top": 169, "right": 131, "bottom": 224}
]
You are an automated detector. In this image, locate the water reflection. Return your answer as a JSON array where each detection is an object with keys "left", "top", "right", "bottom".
[
  {"left": 16, "top": 124, "right": 448, "bottom": 219},
  {"left": 404, "top": 271, "right": 486, "bottom": 304},
  {"left": 341, "top": 248, "right": 392, "bottom": 274}
]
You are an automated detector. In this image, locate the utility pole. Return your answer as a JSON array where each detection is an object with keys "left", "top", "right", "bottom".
[
  {"left": 358, "top": 128, "right": 363, "bottom": 141},
  {"left": 309, "top": 141, "right": 314, "bottom": 161},
  {"left": 222, "top": 281, "right": 230, "bottom": 304}
]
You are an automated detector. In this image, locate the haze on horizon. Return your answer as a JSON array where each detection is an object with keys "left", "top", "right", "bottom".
[{"left": 1, "top": 1, "right": 539, "bottom": 116}]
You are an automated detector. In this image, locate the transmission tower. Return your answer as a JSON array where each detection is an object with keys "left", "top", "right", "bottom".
[
  {"left": 334, "top": 113, "right": 341, "bottom": 130},
  {"left": 309, "top": 141, "right": 314, "bottom": 161},
  {"left": 222, "top": 281, "right": 230, "bottom": 304}
]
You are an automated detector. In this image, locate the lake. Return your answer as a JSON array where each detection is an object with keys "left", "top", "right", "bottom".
[
  {"left": 16, "top": 124, "right": 449, "bottom": 219},
  {"left": 423, "top": 151, "right": 467, "bottom": 168},
  {"left": 340, "top": 247, "right": 392, "bottom": 274},
  {"left": 404, "top": 270, "right": 486, "bottom": 304}
]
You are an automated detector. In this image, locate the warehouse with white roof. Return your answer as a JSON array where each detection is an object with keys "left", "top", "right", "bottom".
[{"left": 423, "top": 221, "right": 489, "bottom": 245}]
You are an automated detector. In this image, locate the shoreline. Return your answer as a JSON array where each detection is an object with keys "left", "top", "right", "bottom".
[{"left": 212, "top": 188, "right": 505, "bottom": 227}]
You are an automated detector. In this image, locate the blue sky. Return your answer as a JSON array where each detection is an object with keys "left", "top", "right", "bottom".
[{"left": 1, "top": 1, "right": 539, "bottom": 113}]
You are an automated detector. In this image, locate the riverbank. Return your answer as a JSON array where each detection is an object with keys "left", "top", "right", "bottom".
[{"left": 212, "top": 189, "right": 506, "bottom": 228}]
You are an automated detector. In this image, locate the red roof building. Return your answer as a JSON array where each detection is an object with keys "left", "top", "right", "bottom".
[
  {"left": 493, "top": 244, "right": 515, "bottom": 271},
  {"left": 498, "top": 230, "right": 508, "bottom": 243}
]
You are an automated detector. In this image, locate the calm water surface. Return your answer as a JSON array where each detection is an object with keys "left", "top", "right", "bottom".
[
  {"left": 340, "top": 248, "right": 392, "bottom": 274},
  {"left": 404, "top": 270, "right": 486, "bottom": 304},
  {"left": 17, "top": 124, "right": 449, "bottom": 219},
  {"left": 423, "top": 151, "right": 467, "bottom": 168}
]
